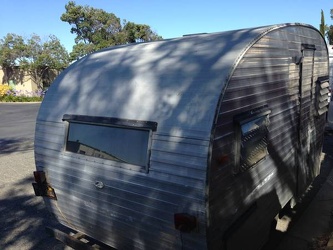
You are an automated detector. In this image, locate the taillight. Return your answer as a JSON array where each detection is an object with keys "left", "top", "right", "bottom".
[{"left": 174, "top": 213, "right": 197, "bottom": 232}]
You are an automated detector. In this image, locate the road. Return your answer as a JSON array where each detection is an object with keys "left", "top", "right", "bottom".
[
  {"left": 0, "top": 103, "right": 38, "bottom": 154},
  {"left": 0, "top": 103, "right": 68, "bottom": 250}
]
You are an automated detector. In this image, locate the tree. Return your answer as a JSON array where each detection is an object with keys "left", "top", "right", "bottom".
[
  {"left": 0, "top": 33, "right": 26, "bottom": 67},
  {"left": 61, "top": 1, "right": 162, "bottom": 60},
  {"left": 320, "top": 9, "right": 333, "bottom": 43},
  {"left": 328, "top": 9, "right": 333, "bottom": 44},
  {"left": 320, "top": 9, "right": 326, "bottom": 37},
  {"left": 41, "top": 35, "right": 70, "bottom": 70},
  {"left": 0, "top": 33, "right": 69, "bottom": 88},
  {"left": 67, "top": 42, "right": 95, "bottom": 62},
  {"left": 24, "top": 34, "right": 70, "bottom": 88},
  {"left": 123, "top": 21, "right": 162, "bottom": 43},
  {"left": 0, "top": 34, "right": 27, "bottom": 84},
  {"left": 327, "top": 26, "right": 333, "bottom": 45}
]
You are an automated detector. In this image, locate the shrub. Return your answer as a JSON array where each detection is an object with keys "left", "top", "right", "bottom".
[
  {"left": 0, "top": 85, "right": 11, "bottom": 97},
  {"left": 0, "top": 85, "right": 44, "bottom": 102}
]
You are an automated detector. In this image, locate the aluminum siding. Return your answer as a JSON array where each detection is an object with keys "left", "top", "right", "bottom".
[
  {"left": 35, "top": 27, "right": 266, "bottom": 249},
  {"left": 208, "top": 25, "right": 328, "bottom": 249},
  {"left": 34, "top": 23, "right": 327, "bottom": 250},
  {"left": 35, "top": 121, "right": 208, "bottom": 249}
]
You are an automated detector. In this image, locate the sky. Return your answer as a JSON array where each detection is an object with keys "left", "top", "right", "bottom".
[{"left": 0, "top": 0, "right": 332, "bottom": 52}]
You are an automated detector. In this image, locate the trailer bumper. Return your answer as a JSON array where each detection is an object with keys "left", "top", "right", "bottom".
[{"left": 46, "top": 226, "right": 116, "bottom": 250}]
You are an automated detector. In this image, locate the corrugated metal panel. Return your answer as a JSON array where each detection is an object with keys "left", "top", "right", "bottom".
[
  {"left": 35, "top": 119, "right": 208, "bottom": 249},
  {"left": 208, "top": 25, "right": 328, "bottom": 249},
  {"left": 34, "top": 23, "right": 328, "bottom": 250},
  {"left": 35, "top": 23, "right": 274, "bottom": 250}
]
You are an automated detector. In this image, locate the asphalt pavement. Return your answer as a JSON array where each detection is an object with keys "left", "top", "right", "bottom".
[{"left": 0, "top": 103, "right": 69, "bottom": 250}]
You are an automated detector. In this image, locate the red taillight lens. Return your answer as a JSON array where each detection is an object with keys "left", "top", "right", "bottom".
[
  {"left": 174, "top": 213, "right": 197, "bottom": 232},
  {"left": 33, "top": 171, "right": 46, "bottom": 183}
]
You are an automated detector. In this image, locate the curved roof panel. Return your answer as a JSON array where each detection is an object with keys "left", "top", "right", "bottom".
[{"left": 38, "top": 23, "right": 316, "bottom": 138}]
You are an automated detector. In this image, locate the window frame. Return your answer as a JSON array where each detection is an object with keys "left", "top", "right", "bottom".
[
  {"left": 62, "top": 114, "right": 157, "bottom": 173},
  {"left": 233, "top": 106, "right": 271, "bottom": 174}
]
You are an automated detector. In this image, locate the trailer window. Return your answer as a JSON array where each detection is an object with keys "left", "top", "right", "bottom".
[
  {"left": 62, "top": 115, "right": 157, "bottom": 172},
  {"left": 234, "top": 107, "right": 271, "bottom": 174}
]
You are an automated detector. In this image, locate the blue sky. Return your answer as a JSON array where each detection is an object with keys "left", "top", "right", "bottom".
[{"left": 0, "top": 0, "right": 332, "bottom": 52}]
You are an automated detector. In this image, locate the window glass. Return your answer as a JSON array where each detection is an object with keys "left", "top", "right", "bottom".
[
  {"left": 240, "top": 115, "right": 269, "bottom": 171},
  {"left": 234, "top": 107, "right": 270, "bottom": 173},
  {"left": 241, "top": 116, "right": 267, "bottom": 135},
  {"left": 66, "top": 122, "right": 151, "bottom": 167}
]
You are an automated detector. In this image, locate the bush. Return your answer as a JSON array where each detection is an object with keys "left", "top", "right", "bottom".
[
  {"left": 0, "top": 85, "right": 11, "bottom": 97},
  {"left": 0, "top": 86, "right": 44, "bottom": 102}
]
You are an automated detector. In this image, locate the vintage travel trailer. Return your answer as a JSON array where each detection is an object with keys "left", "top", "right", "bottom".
[{"left": 32, "top": 23, "right": 330, "bottom": 250}]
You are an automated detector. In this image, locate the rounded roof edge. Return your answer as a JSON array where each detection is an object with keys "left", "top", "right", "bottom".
[{"left": 39, "top": 23, "right": 321, "bottom": 137}]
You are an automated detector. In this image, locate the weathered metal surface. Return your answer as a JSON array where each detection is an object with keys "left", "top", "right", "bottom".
[
  {"left": 34, "top": 23, "right": 329, "bottom": 250},
  {"left": 209, "top": 24, "right": 328, "bottom": 249}
]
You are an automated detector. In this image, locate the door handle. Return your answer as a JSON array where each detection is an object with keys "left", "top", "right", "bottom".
[{"left": 94, "top": 181, "right": 105, "bottom": 189}]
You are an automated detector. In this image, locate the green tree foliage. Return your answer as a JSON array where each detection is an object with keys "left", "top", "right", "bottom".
[
  {"left": 61, "top": 1, "right": 162, "bottom": 60},
  {"left": 0, "top": 33, "right": 26, "bottom": 67},
  {"left": 328, "top": 9, "right": 333, "bottom": 44},
  {"left": 320, "top": 9, "right": 333, "bottom": 44},
  {"left": 66, "top": 42, "right": 96, "bottom": 62},
  {"left": 320, "top": 9, "right": 327, "bottom": 37},
  {"left": 123, "top": 21, "right": 162, "bottom": 43},
  {"left": 327, "top": 26, "right": 333, "bottom": 45},
  {"left": 25, "top": 34, "right": 70, "bottom": 88},
  {"left": 0, "top": 33, "right": 69, "bottom": 88}
]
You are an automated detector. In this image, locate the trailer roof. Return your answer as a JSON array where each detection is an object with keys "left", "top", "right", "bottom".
[{"left": 38, "top": 23, "right": 317, "bottom": 138}]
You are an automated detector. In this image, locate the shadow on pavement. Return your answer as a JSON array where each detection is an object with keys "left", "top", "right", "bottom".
[
  {"left": 0, "top": 138, "right": 68, "bottom": 250},
  {"left": 0, "top": 175, "right": 68, "bottom": 250},
  {"left": 0, "top": 138, "right": 34, "bottom": 154}
]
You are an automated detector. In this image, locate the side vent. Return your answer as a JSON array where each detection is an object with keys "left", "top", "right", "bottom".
[{"left": 316, "top": 76, "right": 330, "bottom": 116}]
